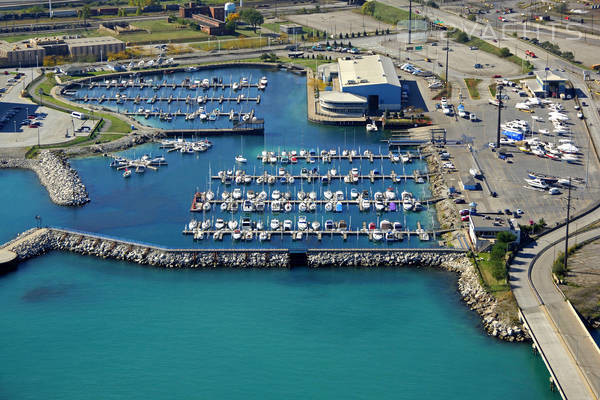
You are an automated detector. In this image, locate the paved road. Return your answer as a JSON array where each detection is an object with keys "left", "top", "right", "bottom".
[{"left": 512, "top": 225, "right": 600, "bottom": 399}]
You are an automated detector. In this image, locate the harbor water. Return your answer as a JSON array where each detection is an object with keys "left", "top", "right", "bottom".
[{"left": 0, "top": 66, "right": 558, "bottom": 398}]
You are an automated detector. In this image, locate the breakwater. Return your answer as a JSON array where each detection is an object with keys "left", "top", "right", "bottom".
[
  {"left": 7, "top": 228, "right": 289, "bottom": 268},
  {"left": 2, "top": 227, "right": 527, "bottom": 342},
  {"left": 0, "top": 151, "right": 89, "bottom": 206}
]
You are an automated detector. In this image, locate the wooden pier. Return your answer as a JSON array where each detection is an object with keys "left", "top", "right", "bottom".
[
  {"left": 76, "top": 95, "right": 261, "bottom": 105},
  {"left": 83, "top": 82, "right": 262, "bottom": 90},
  {"left": 210, "top": 173, "right": 431, "bottom": 183},
  {"left": 256, "top": 153, "right": 422, "bottom": 163},
  {"left": 181, "top": 227, "right": 451, "bottom": 242}
]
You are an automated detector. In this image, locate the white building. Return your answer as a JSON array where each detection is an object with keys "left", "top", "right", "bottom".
[
  {"left": 468, "top": 214, "right": 520, "bottom": 250},
  {"left": 318, "top": 91, "right": 367, "bottom": 117},
  {"left": 337, "top": 55, "right": 402, "bottom": 112}
]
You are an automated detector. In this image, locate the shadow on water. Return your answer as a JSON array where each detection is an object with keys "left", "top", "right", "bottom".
[{"left": 21, "top": 283, "right": 76, "bottom": 302}]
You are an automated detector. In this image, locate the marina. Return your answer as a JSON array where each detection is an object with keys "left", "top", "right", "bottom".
[{"left": 66, "top": 70, "right": 268, "bottom": 132}]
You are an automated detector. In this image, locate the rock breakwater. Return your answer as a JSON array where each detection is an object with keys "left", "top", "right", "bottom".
[
  {"left": 308, "top": 250, "right": 528, "bottom": 342},
  {"left": 0, "top": 150, "right": 89, "bottom": 206},
  {"left": 453, "top": 257, "right": 529, "bottom": 342},
  {"left": 8, "top": 228, "right": 288, "bottom": 268},
  {"left": 307, "top": 250, "right": 463, "bottom": 268},
  {"left": 4, "top": 228, "right": 528, "bottom": 342}
]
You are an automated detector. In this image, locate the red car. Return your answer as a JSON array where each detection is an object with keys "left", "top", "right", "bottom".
[
  {"left": 461, "top": 215, "right": 470, "bottom": 222},
  {"left": 492, "top": 74, "right": 502, "bottom": 78}
]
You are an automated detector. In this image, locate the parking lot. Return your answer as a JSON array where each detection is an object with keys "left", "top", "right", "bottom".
[
  {"left": 422, "top": 77, "right": 600, "bottom": 225},
  {"left": 0, "top": 70, "right": 95, "bottom": 148}
]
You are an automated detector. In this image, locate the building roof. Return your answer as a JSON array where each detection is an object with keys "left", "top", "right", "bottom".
[
  {"left": 536, "top": 70, "right": 567, "bottom": 82},
  {"left": 0, "top": 40, "right": 42, "bottom": 52},
  {"left": 338, "top": 55, "right": 400, "bottom": 88},
  {"left": 470, "top": 215, "right": 517, "bottom": 231},
  {"left": 320, "top": 91, "right": 367, "bottom": 104},
  {"left": 64, "top": 36, "right": 124, "bottom": 47}
]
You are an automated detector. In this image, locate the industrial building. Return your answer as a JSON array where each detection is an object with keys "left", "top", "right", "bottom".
[
  {"left": 179, "top": 2, "right": 229, "bottom": 35},
  {"left": 0, "top": 41, "right": 44, "bottom": 67},
  {"left": 280, "top": 24, "right": 303, "bottom": 34},
  {"left": 64, "top": 37, "right": 125, "bottom": 60},
  {"left": 337, "top": 55, "right": 402, "bottom": 112}
]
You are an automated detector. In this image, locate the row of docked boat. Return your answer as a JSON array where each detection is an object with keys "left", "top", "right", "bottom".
[
  {"left": 159, "top": 138, "right": 213, "bottom": 153},
  {"left": 93, "top": 75, "right": 267, "bottom": 91},
  {"left": 109, "top": 154, "right": 167, "bottom": 177},
  {"left": 258, "top": 149, "right": 413, "bottom": 164},
  {"left": 185, "top": 217, "right": 410, "bottom": 242},
  {"left": 189, "top": 189, "right": 424, "bottom": 213},
  {"left": 214, "top": 167, "right": 425, "bottom": 185}
]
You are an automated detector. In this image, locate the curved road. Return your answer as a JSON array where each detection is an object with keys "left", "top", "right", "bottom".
[{"left": 513, "top": 226, "right": 600, "bottom": 399}]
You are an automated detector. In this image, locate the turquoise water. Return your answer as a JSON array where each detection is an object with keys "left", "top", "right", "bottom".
[
  {"left": 0, "top": 66, "right": 558, "bottom": 399},
  {"left": 0, "top": 253, "right": 555, "bottom": 400}
]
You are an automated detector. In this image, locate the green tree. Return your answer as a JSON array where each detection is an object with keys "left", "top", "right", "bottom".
[
  {"left": 455, "top": 31, "right": 469, "bottom": 43},
  {"left": 225, "top": 19, "right": 236, "bottom": 33},
  {"left": 496, "top": 231, "right": 516, "bottom": 244},
  {"left": 78, "top": 4, "right": 91, "bottom": 23},
  {"left": 361, "top": 1, "right": 376, "bottom": 16},
  {"left": 467, "top": 14, "right": 476, "bottom": 22},
  {"left": 118, "top": 8, "right": 127, "bottom": 17},
  {"left": 499, "top": 47, "right": 511, "bottom": 57},
  {"left": 239, "top": 8, "right": 264, "bottom": 32}
]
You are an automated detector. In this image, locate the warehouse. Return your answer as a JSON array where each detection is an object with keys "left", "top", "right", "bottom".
[
  {"left": 64, "top": 37, "right": 125, "bottom": 61},
  {"left": 337, "top": 55, "right": 402, "bottom": 112}
]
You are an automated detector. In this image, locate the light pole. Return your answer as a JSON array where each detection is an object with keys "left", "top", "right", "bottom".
[
  {"left": 444, "top": 34, "right": 449, "bottom": 88},
  {"left": 563, "top": 177, "right": 572, "bottom": 273},
  {"left": 496, "top": 85, "right": 503, "bottom": 149}
]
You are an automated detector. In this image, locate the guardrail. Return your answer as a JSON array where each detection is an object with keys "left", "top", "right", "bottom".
[{"left": 519, "top": 309, "right": 567, "bottom": 399}]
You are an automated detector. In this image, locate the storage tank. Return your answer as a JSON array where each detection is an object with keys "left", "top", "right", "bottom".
[{"left": 224, "top": 2, "right": 236, "bottom": 15}]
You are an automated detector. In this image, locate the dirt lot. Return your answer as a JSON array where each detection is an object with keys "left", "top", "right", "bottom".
[
  {"left": 285, "top": 10, "right": 394, "bottom": 35},
  {"left": 560, "top": 238, "right": 600, "bottom": 327}
]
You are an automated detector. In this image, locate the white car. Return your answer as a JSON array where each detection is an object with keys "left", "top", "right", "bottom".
[
  {"left": 500, "top": 138, "right": 515, "bottom": 145},
  {"left": 516, "top": 209, "right": 524, "bottom": 215},
  {"left": 441, "top": 97, "right": 448, "bottom": 106},
  {"left": 470, "top": 113, "right": 477, "bottom": 121},
  {"left": 488, "top": 142, "right": 497, "bottom": 149}
]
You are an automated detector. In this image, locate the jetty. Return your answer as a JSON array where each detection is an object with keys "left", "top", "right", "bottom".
[{"left": 1, "top": 227, "right": 466, "bottom": 270}]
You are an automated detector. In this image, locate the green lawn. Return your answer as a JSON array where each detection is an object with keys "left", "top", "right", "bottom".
[
  {"left": 359, "top": 1, "right": 421, "bottom": 25},
  {"left": 476, "top": 253, "right": 511, "bottom": 294},
  {"left": 35, "top": 75, "right": 131, "bottom": 134},
  {"left": 489, "top": 82, "right": 497, "bottom": 97},
  {"left": 111, "top": 20, "right": 210, "bottom": 44},
  {"left": 464, "top": 78, "right": 481, "bottom": 99}
]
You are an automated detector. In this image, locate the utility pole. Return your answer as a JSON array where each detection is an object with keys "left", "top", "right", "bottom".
[
  {"left": 496, "top": 85, "right": 503, "bottom": 149},
  {"left": 444, "top": 34, "right": 449, "bottom": 88},
  {"left": 408, "top": 0, "right": 413, "bottom": 44},
  {"left": 563, "top": 177, "right": 572, "bottom": 273}
]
